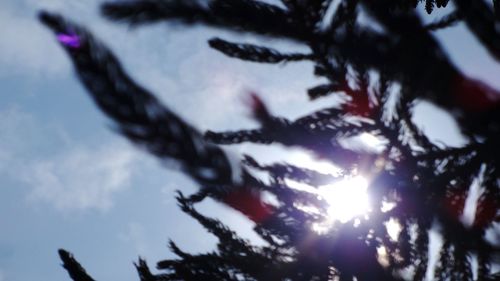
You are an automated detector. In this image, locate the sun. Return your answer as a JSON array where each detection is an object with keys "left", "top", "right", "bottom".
[
  {"left": 280, "top": 149, "right": 372, "bottom": 226},
  {"left": 318, "top": 176, "right": 371, "bottom": 223}
]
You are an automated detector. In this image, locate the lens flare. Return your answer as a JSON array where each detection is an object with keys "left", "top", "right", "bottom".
[{"left": 57, "top": 33, "right": 81, "bottom": 48}]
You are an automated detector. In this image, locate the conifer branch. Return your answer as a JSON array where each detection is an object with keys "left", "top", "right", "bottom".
[
  {"left": 209, "top": 38, "right": 313, "bottom": 63},
  {"left": 39, "top": 11, "right": 237, "bottom": 187},
  {"left": 58, "top": 250, "right": 96, "bottom": 281},
  {"left": 102, "top": 0, "right": 310, "bottom": 41},
  {"left": 424, "top": 10, "right": 462, "bottom": 30},
  {"left": 40, "top": 1, "right": 499, "bottom": 280}
]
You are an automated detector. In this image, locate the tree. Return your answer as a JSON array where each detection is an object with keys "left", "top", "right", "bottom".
[{"left": 39, "top": 0, "right": 499, "bottom": 280}]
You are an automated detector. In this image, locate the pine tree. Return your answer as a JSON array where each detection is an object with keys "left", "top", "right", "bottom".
[{"left": 39, "top": 1, "right": 499, "bottom": 280}]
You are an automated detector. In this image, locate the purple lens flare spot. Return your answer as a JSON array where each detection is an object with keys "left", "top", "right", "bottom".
[{"left": 56, "top": 33, "right": 81, "bottom": 48}]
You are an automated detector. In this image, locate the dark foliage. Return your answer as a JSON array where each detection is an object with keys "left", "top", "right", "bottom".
[
  {"left": 40, "top": 1, "right": 499, "bottom": 281},
  {"left": 57, "top": 249, "right": 95, "bottom": 281}
]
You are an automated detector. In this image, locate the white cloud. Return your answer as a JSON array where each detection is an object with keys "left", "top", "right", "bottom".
[
  {"left": 0, "top": 0, "right": 127, "bottom": 77},
  {"left": 0, "top": 106, "right": 38, "bottom": 172},
  {"left": 0, "top": 0, "right": 324, "bottom": 132},
  {"left": 24, "top": 142, "right": 136, "bottom": 212},
  {"left": 0, "top": 1, "right": 72, "bottom": 76},
  {"left": 0, "top": 0, "right": 335, "bottom": 216},
  {"left": 0, "top": 106, "right": 139, "bottom": 212},
  {"left": 118, "top": 222, "right": 149, "bottom": 255}
]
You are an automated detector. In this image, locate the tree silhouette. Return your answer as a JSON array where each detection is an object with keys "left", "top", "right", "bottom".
[{"left": 40, "top": 1, "right": 499, "bottom": 280}]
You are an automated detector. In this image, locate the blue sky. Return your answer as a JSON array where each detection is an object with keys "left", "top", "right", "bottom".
[{"left": 1, "top": 1, "right": 499, "bottom": 281}]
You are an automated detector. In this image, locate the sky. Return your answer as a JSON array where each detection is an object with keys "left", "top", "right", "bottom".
[{"left": 0, "top": 1, "right": 499, "bottom": 281}]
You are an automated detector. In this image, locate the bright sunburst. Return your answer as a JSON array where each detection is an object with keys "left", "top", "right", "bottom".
[
  {"left": 281, "top": 149, "right": 372, "bottom": 228},
  {"left": 318, "top": 176, "right": 371, "bottom": 223}
]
